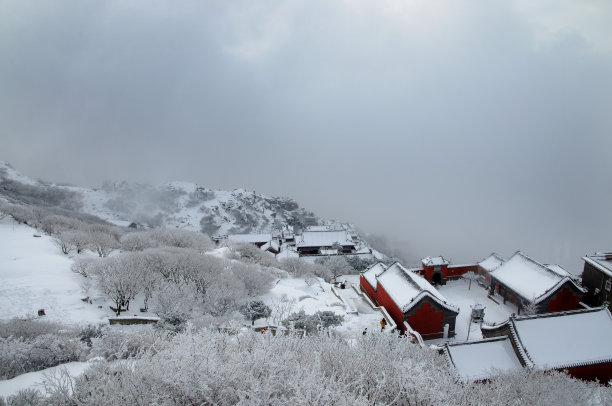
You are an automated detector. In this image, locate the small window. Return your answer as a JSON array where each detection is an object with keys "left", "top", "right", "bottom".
[{"left": 605, "top": 279, "right": 611, "bottom": 292}]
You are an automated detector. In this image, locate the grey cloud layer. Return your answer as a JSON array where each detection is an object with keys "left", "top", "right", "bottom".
[{"left": 1, "top": 0, "right": 611, "bottom": 270}]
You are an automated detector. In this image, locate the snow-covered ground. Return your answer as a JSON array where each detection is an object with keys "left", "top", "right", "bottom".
[
  {"left": 436, "top": 279, "right": 516, "bottom": 342},
  {"left": 262, "top": 275, "right": 388, "bottom": 336},
  {"left": 0, "top": 361, "right": 91, "bottom": 398},
  {"left": 0, "top": 217, "right": 110, "bottom": 324}
]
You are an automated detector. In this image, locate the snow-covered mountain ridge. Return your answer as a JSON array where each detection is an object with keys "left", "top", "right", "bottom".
[{"left": 0, "top": 160, "right": 340, "bottom": 237}]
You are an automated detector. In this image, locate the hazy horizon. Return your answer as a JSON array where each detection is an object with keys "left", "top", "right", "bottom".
[{"left": 2, "top": 0, "right": 612, "bottom": 272}]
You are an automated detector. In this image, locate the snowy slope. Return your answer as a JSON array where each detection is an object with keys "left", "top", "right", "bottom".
[
  {"left": 69, "top": 181, "right": 317, "bottom": 236},
  {"left": 0, "top": 217, "right": 110, "bottom": 324},
  {"left": 0, "top": 160, "right": 327, "bottom": 236}
]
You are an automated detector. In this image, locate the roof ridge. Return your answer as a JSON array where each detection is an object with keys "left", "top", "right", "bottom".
[
  {"left": 361, "top": 261, "right": 384, "bottom": 274},
  {"left": 446, "top": 336, "right": 509, "bottom": 347},
  {"left": 509, "top": 319, "right": 533, "bottom": 367},
  {"left": 516, "top": 251, "right": 565, "bottom": 280},
  {"left": 513, "top": 305, "right": 607, "bottom": 321}
]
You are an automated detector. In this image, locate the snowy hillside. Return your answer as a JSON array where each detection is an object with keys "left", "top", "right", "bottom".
[
  {"left": 0, "top": 217, "right": 109, "bottom": 324},
  {"left": 0, "top": 160, "right": 335, "bottom": 236}
]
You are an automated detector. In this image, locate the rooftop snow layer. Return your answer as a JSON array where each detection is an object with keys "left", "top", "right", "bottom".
[
  {"left": 422, "top": 256, "right": 449, "bottom": 267},
  {"left": 376, "top": 263, "right": 457, "bottom": 313},
  {"left": 489, "top": 252, "right": 577, "bottom": 302},
  {"left": 296, "top": 230, "right": 354, "bottom": 248},
  {"left": 361, "top": 262, "right": 387, "bottom": 290},
  {"left": 583, "top": 255, "right": 612, "bottom": 278},
  {"left": 544, "top": 264, "right": 573, "bottom": 278},
  {"left": 513, "top": 308, "right": 612, "bottom": 369},
  {"left": 228, "top": 234, "right": 272, "bottom": 243},
  {"left": 478, "top": 253, "right": 505, "bottom": 272},
  {"left": 446, "top": 337, "right": 523, "bottom": 381}
]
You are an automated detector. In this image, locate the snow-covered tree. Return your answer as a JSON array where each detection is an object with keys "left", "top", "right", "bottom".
[
  {"left": 270, "top": 294, "right": 296, "bottom": 324},
  {"left": 315, "top": 255, "right": 352, "bottom": 277},
  {"left": 151, "top": 281, "right": 200, "bottom": 332},
  {"left": 91, "top": 257, "right": 140, "bottom": 315},
  {"left": 522, "top": 297, "right": 540, "bottom": 315},
  {"left": 53, "top": 232, "right": 73, "bottom": 255},
  {"left": 462, "top": 271, "right": 479, "bottom": 290},
  {"left": 239, "top": 301, "right": 272, "bottom": 325},
  {"left": 87, "top": 229, "right": 119, "bottom": 257},
  {"left": 62, "top": 229, "right": 90, "bottom": 254}
]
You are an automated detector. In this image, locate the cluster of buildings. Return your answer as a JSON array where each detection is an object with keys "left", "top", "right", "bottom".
[
  {"left": 214, "top": 225, "right": 380, "bottom": 260},
  {"left": 359, "top": 251, "right": 612, "bottom": 383}
]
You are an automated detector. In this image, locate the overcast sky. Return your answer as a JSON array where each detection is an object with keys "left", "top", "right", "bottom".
[{"left": 1, "top": 0, "right": 611, "bottom": 271}]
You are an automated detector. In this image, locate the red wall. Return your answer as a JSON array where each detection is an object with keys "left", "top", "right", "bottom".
[
  {"left": 376, "top": 284, "right": 406, "bottom": 331},
  {"left": 419, "top": 264, "right": 478, "bottom": 283},
  {"left": 405, "top": 300, "right": 444, "bottom": 339},
  {"left": 562, "top": 362, "right": 612, "bottom": 383},
  {"left": 359, "top": 275, "right": 378, "bottom": 305},
  {"left": 546, "top": 283, "right": 582, "bottom": 313},
  {"left": 446, "top": 264, "right": 478, "bottom": 279},
  {"left": 376, "top": 283, "right": 448, "bottom": 338},
  {"left": 478, "top": 267, "right": 492, "bottom": 283},
  {"left": 421, "top": 265, "right": 448, "bottom": 282}
]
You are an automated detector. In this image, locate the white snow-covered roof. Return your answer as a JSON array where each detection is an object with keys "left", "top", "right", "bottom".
[
  {"left": 304, "top": 225, "right": 335, "bottom": 232},
  {"left": 361, "top": 262, "right": 387, "bottom": 290},
  {"left": 227, "top": 234, "right": 272, "bottom": 243},
  {"left": 421, "top": 256, "right": 449, "bottom": 267},
  {"left": 511, "top": 307, "right": 612, "bottom": 370},
  {"left": 445, "top": 337, "right": 523, "bottom": 381},
  {"left": 544, "top": 264, "right": 573, "bottom": 278},
  {"left": 583, "top": 254, "right": 612, "bottom": 278},
  {"left": 489, "top": 252, "right": 584, "bottom": 303},
  {"left": 478, "top": 253, "right": 505, "bottom": 272},
  {"left": 296, "top": 230, "right": 354, "bottom": 248},
  {"left": 376, "top": 262, "right": 458, "bottom": 313},
  {"left": 276, "top": 247, "right": 299, "bottom": 260},
  {"left": 260, "top": 240, "right": 280, "bottom": 252}
]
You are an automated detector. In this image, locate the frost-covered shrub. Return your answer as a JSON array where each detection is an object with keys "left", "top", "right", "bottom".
[
  {"left": 151, "top": 281, "right": 201, "bottom": 333},
  {"left": 228, "top": 242, "right": 278, "bottom": 267},
  {"left": 0, "top": 334, "right": 85, "bottom": 379},
  {"left": 0, "top": 202, "right": 36, "bottom": 225},
  {"left": 280, "top": 258, "right": 332, "bottom": 279},
  {"left": 79, "top": 325, "right": 104, "bottom": 348},
  {"left": 5, "top": 389, "right": 42, "bottom": 406},
  {"left": 345, "top": 255, "right": 378, "bottom": 273},
  {"left": 283, "top": 310, "right": 344, "bottom": 334},
  {"left": 239, "top": 301, "right": 272, "bottom": 325},
  {"left": 0, "top": 319, "right": 69, "bottom": 340},
  {"left": 90, "top": 326, "right": 166, "bottom": 361},
  {"left": 229, "top": 262, "right": 275, "bottom": 297},
  {"left": 39, "top": 214, "right": 85, "bottom": 236},
  {"left": 149, "top": 228, "right": 214, "bottom": 251},
  {"left": 120, "top": 231, "right": 159, "bottom": 251},
  {"left": 121, "top": 228, "right": 215, "bottom": 252},
  {"left": 315, "top": 255, "right": 352, "bottom": 276},
  {"left": 45, "top": 329, "right": 612, "bottom": 406}
]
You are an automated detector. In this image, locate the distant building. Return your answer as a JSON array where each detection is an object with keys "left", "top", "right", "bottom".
[
  {"left": 477, "top": 307, "right": 612, "bottom": 383},
  {"left": 295, "top": 229, "right": 356, "bottom": 256},
  {"left": 477, "top": 253, "right": 505, "bottom": 283},
  {"left": 227, "top": 234, "right": 272, "bottom": 248},
  {"left": 581, "top": 253, "right": 612, "bottom": 310},
  {"left": 362, "top": 262, "right": 459, "bottom": 339},
  {"left": 411, "top": 256, "right": 478, "bottom": 285},
  {"left": 482, "top": 251, "right": 585, "bottom": 314}
]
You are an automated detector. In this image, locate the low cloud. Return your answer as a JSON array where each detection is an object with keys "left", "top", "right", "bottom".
[{"left": 1, "top": 0, "right": 611, "bottom": 271}]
